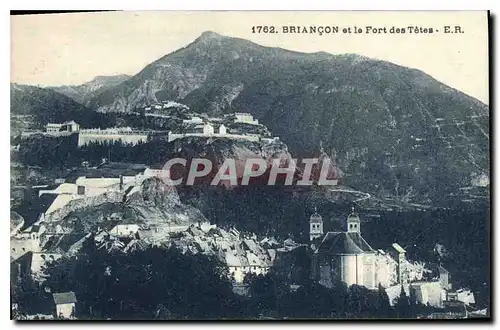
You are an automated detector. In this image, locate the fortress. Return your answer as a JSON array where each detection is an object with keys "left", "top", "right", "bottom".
[
  {"left": 168, "top": 122, "right": 278, "bottom": 144},
  {"left": 21, "top": 121, "right": 80, "bottom": 138},
  {"left": 168, "top": 123, "right": 259, "bottom": 143},
  {"left": 77, "top": 127, "right": 164, "bottom": 147},
  {"left": 24, "top": 114, "right": 278, "bottom": 147}
]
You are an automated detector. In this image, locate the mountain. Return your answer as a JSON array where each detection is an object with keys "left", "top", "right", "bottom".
[
  {"left": 87, "top": 31, "right": 489, "bottom": 205},
  {"left": 11, "top": 83, "right": 87, "bottom": 117},
  {"left": 11, "top": 83, "right": 89, "bottom": 134},
  {"left": 50, "top": 74, "right": 131, "bottom": 104},
  {"left": 10, "top": 83, "right": 115, "bottom": 134}
]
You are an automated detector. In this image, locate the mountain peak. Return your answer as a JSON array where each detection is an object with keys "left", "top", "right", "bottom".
[
  {"left": 191, "top": 31, "right": 232, "bottom": 46},
  {"left": 198, "top": 31, "right": 225, "bottom": 40}
]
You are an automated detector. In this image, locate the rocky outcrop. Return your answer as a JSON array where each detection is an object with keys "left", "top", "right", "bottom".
[
  {"left": 126, "top": 177, "right": 181, "bottom": 208},
  {"left": 43, "top": 177, "right": 205, "bottom": 234},
  {"left": 44, "top": 191, "right": 123, "bottom": 223}
]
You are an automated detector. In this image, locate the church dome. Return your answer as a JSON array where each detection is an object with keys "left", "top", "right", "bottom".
[
  {"left": 347, "top": 209, "right": 360, "bottom": 223},
  {"left": 310, "top": 209, "right": 323, "bottom": 223}
]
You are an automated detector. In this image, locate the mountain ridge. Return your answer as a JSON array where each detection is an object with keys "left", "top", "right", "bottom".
[
  {"left": 87, "top": 31, "right": 490, "bottom": 204},
  {"left": 49, "top": 74, "right": 131, "bottom": 104},
  {"left": 89, "top": 31, "right": 487, "bottom": 112},
  {"left": 10, "top": 83, "right": 116, "bottom": 133}
]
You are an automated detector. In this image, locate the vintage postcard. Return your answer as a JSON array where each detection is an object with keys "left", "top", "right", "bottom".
[{"left": 10, "top": 11, "right": 490, "bottom": 320}]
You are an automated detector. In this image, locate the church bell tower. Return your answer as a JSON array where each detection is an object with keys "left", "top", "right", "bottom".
[
  {"left": 347, "top": 207, "right": 360, "bottom": 233},
  {"left": 309, "top": 207, "right": 324, "bottom": 241}
]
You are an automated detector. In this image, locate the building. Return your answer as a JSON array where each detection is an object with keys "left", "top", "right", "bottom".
[
  {"left": 203, "top": 123, "right": 215, "bottom": 135},
  {"left": 109, "top": 224, "right": 141, "bottom": 237},
  {"left": 64, "top": 121, "right": 80, "bottom": 132},
  {"left": 224, "top": 252, "right": 250, "bottom": 283},
  {"left": 182, "top": 116, "right": 203, "bottom": 125},
  {"left": 449, "top": 288, "right": 475, "bottom": 306},
  {"left": 30, "top": 163, "right": 151, "bottom": 223},
  {"left": 307, "top": 209, "right": 459, "bottom": 307},
  {"left": 11, "top": 233, "right": 42, "bottom": 262},
  {"left": 53, "top": 292, "right": 77, "bottom": 319},
  {"left": 375, "top": 249, "right": 398, "bottom": 288},
  {"left": 388, "top": 243, "right": 408, "bottom": 284},
  {"left": 234, "top": 113, "right": 259, "bottom": 125},
  {"left": 46, "top": 121, "right": 80, "bottom": 134},
  {"left": 439, "top": 265, "right": 451, "bottom": 290},
  {"left": 309, "top": 208, "right": 324, "bottom": 241},
  {"left": 246, "top": 251, "right": 271, "bottom": 275},
  {"left": 63, "top": 162, "right": 149, "bottom": 192},
  {"left": 167, "top": 126, "right": 261, "bottom": 143},
  {"left": 385, "top": 283, "right": 445, "bottom": 308},
  {"left": 311, "top": 210, "right": 377, "bottom": 290},
  {"left": 10, "top": 238, "right": 34, "bottom": 264},
  {"left": 143, "top": 164, "right": 170, "bottom": 181},
  {"left": 412, "top": 282, "right": 446, "bottom": 308}
]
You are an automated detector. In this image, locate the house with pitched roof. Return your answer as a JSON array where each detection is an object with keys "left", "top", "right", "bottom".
[
  {"left": 53, "top": 292, "right": 77, "bottom": 319},
  {"left": 224, "top": 251, "right": 250, "bottom": 282}
]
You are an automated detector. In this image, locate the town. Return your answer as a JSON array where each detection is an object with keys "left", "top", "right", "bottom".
[
  {"left": 10, "top": 14, "right": 490, "bottom": 321},
  {"left": 10, "top": 106, "right": 482, "bottom": 320},
  {"left": 10, "top": 162, "right": 479, "bottom": 318}
]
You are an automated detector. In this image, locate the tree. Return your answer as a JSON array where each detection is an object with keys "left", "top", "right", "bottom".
[
  {"left": 375, "top": 283, "right": 393, "bottom": 318},
  {"left": 11, "top": 267, "right": 53, "bottom": 317},
  {"left": 245, "top": 272, "right": 282, "bottom": 315},
  {"left": 43, "top": 243, "right": 243, "bottom": 320},
  {"left": 394, "top": 285, "right": 411, "bottom": 318}
]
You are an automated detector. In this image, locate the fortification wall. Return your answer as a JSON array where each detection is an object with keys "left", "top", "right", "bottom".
[
  {"left": 21, "top": 131, "right": 74, "bottom": 138},
  {"left": 77, "top": 133, "right": 148, "bottom": 146},
  {"left": 11, "top": 237, "right": 41, "bottom": 260},
  {"left": 167, "top": 133, "right": 260, "bottom": 143}
]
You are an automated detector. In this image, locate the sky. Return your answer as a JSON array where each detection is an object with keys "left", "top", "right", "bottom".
[{"left": 11, "top": 11, "right": 489, "bottom": 104}]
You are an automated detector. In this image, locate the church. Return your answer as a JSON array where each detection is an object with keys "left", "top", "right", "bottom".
[
  {"left": 307, "top": 208, "right": 457, "bottom": 308},
  {"left": 310, "top": 208, "right": 377, "bottom": 290}
]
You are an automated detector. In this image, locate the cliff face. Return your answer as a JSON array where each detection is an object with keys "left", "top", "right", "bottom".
[
  {"left": 166, "top": 136, "right": 340, "bottom": 187},
  {"left": 126, "top": 177, "right": 181, "bottom": 207},
  {"left": 86, "top": 31, "right": 489, "bottom": 205},
  {"left": 44, "top": 178, "right": 206, "bottom": 233},
  {"left": 45, "top": 191, "right": 124, "bottom": 223}
]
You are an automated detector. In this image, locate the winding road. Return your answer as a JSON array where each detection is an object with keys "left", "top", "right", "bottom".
[{"left": 327, "top": 187, "right": 372, "bottom": 203}]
